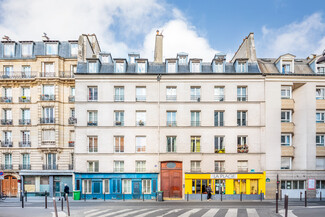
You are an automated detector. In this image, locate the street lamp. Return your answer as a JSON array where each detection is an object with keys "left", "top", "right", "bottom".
[{"left": 316, "top": 50, "right": 325, "bottom": 64}]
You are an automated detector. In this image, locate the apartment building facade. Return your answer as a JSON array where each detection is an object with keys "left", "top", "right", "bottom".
[{"left": 0, "top": 37, "right": 77, "bottom": 197}]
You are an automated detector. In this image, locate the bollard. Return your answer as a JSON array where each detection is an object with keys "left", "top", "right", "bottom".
[
  {"left": 300, "top": 192, "right": 302, "bottom": 201},
  {"left": 45, "top": 191, "right": 47, "bottom": 209},
  {"left": 84, "top": 193, "right": 86, "bottom": 201},
  {"left": 276, "top": 192, "right": 279, "bottom": 213},
  {"left": 156, "top": 192, "right": 158, "bottom": 202},
  {"left": 142, "top": 193, "right": 144, "bottom": 201},
  {"left": 104, "top": 192, "right": 105, "bottom": 201},
  {"left": 20, "top": 191, "right": 22, "bottom": 202},
  {"left": 53, "top": 197, "right": 58, "bottom": 217},
  {"left": 22, "top": 194, "right": 24, "bottom": 208},
  {"left": 61, "top": 197, "right": 63, "bottom": 211},
  {"left": 25, "top": 191, "right": 27, "bottom": 202},
  {"left": 66, "top": 193, "right": 70, "bottom": 216},
  {"left": 240, "top": 192, "right": 242, "bottom": 201},
  {"left": 221, "top": 192, "right": 223, "bottom": 201},
  {"left": 123, "top": 193, "right": 125, "bottom": 201},
  {"left": 320, "top": 191, "right": 322, "bottom": 201},
  {"left": 187, "top": 192, "right": 189, "bottom": 202},
  {"left": 280, "top": 190, "right": 282, "bottom": 201},
  {"left": 305, "top": 190, "right": 307, "bottom": 207},
  {"left": 285, "top": 195, "right": 288, "bottom": 217},
  {"left": 260, "top": 191, "right": 263, "bottom": 202}
]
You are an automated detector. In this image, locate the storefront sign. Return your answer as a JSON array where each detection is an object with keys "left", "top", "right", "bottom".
[
  {"left": 308, "top": 178, "right": 316, "bottom": 190},
  {"left": 210, "top": 174, "right": 237, "bottom": 179}
]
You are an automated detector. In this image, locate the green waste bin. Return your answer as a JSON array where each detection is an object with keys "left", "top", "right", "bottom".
[
  {"left": 73, "top": 190, "right": 80, "bottom": 200},
  {"left": 157, "top": 191, "right": 163, "bottom": 201}
]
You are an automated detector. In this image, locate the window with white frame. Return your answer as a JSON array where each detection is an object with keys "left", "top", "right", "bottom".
[
  {"left": 88, "top": 136, "right": 98, "bottom": 153},
  {"left": 316, "top": 88, "right": 325, "bottom": 100},
  {"left": 281, "top": 86, "right": 292, "bottom": 99},
  {"left": 215, "top": 62, "right": 223, "bottom": 72},
  {"left": 214, "top": 111, "right": 224, "bottom": 126},
  {"left": 3, "top": 66, "right": 13, "bottom": 77},
  {"left": 316, "top": 111, "right": 325, "bottom": 123},
  {"left": 281, "top": 110, "right": 292, "bottom": 122},
  {"left": 42, "top": 130, "right": 55, "bottom": 142},
  {"left": 191, "top": 136, "right": 201, "bottom": 152},
  {"left": 191, "top": 111, "right": 200, "bottom": 126},
  {"left": 281, "top": 157, "right": 292, "bottom": 170},
  {"left": 166, "top": 87, "right": 177, "bottom": 101},
  {"left": 114, "top": 136, "right": 124, "bottom": 153},
  {"left": 136, "top": 161, "right": 146, "bottom": 172},
  {"left": 178, "top": 56, "right": 187, "bottom": 64},
  {"left": 136, "top": 136, "right": 146, "bottom": 152},
  {"left": 190, "top": 87, "right": 201, "bottom": 101},
  {"left": 166, "top": 136, "right": 176, "bottom": 152},
  {"left": 237, "top": 87, "right": 247, "bottom": 101},
  {"left": 136, "top": 111, "right": 146, "bottom": 126},
  {"left": 3, "top": 87, "right": 12, "bottom": 98},
  {"left": 191, "top": 62, "right": 200, "bottom": 72},
  {"left": 142, "top": 179, "right": 151, "bottom": 194},
  {"left": 88, "top": 62, "right": 97, "bottom": 73},
  {"left": 88, "top": 111, "right": 98, "bottom": 125},
  {"left": 45, "top": 43, "right": 58, "bottom": 55},
  {"left": 4, "top": 153, "right": 12, "bottom": 167},
  {"left": 281, "top": 134, "right": 292, "bottom": 146},
  {"left": 82, "top": 180, "right": 92, "bottom": 194},
  {"left": 316, "top": 134, "right": 325, "bottom": 146},
  {"left": 88, "top": 87, "right": 98, "bottom": 101},
  {"left": 237, "top": 160, "right": 248, "bottom": 172},
  {"left": 43, "top": 62, "right": 54, "bottom": 77},
  {"left": 70, "top": 43, "right": 78, "bottom": 56},
  {"left": 4, "top": 44, "right": 15, "bottom": 57},
  {"left": 22, "top": 66, "right": 31, "bottom": 77},
  {"left": 137, "top": 62, "right": 146, "bottom": 73},
  {"left": 114, "top": 87, "right": 124, "bottom": 101},
  {"left": 122, "top": 179, "right": 132, "bottom": 194},
  {"left": 316, "top": 157, "right": 325, "bottom": 170},
  {"left": 103, "top": 179, "right": 109, "bottom": 193},
  {"left": 136, "top": 87, "right": 146, "bottom": 101},
  {"left": 115, "top": 62, "right": 125, "bottom": 73},
  {"left": 114, "top": 111, "right": 124, "bottom": 126},
  {"left": 87, "top": 161, "right": 99, "bottom": 172},
  {"left": 21, "top": 43, "right": 33, "bottom": 57},
  {"left": 317, "top": 66, "right": 325, "bottom": 74},
  {"left": 237, "top": 136, "right": 247, "bottom": 146},
  {"left": 282, "top": 62, "right": 291, "bottom": 74},
  {"left": 3, "top": 131, "right": 12, "bottom": 144},
  {"left": 167, "top": 62, "right": 176, "bottom": 73},
  {"left": 22, "top": 87, "right": 30, "bottom": 98},
  {"left": 214, "top": 87, "right": 224, "bottom": 101},
  {"left": 237, "top": 111, "right": 247, "bottom": 126},
  {"left": 238, "top": 62, "right": 246, "bottom": 72},
  {"left": 3, "top": 109, "right": 12, "bottom": 121},
  {"left": 215, "top": 161, "right": 225, "bottom": 172},
  {"left": 214, "top": 136, "right": 224, "bottom": 152},
  {"left": 114, "top": 161, "right": 124, "bottom": 172},
  {"left": 191, "top": 161, "right": 201, "bottom": 172}
]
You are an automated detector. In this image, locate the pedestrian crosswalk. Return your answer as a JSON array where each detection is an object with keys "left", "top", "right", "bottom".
[{"left": 83, "top": 208, "right": 281, "bottom": 217}]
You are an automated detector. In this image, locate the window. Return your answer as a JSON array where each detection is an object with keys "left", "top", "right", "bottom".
[
  {"left": 42, "top": 107, "right": 54, "bottom": 123},
  {"left": 191, "top": 111, "right": 200, "bottom": 126},
  {"left": 82, "top": 180, "right": 92, "bottom": 194},
  {"left": 137, "top": 62, "right": 146, "bottom": 73},
  {"left": 167, "top": 62, "right": 176, "bottom": 73},
  {"left": 191, "top": 62, "right": 201, "bottom": 72},
  {"left": 190, "top": 87, "right": 201, "bottom": 101},
  {"left": 4, "top": 131, "right": 12, "bottom": 144},
  {"left": 88, "top": 62, "right": 97, "bottom": 73},
  {"left": 115, "top": 62, "right": 125, "bottom": 73},
  {"left": 46, "top": 43, "right": 58, "bottom": 55},
  {"left": 70, "top": 43, "right": 78, "bottom": 56},
  {"left": 136, "top": 161, "right": 146, "bottom": 172},
  {"left": 136, "top": 87, "right": 146, "bottom": 101},
  {"left": 3, "top": 66, "right": 13, "bottom": 77},
  {"left": 191, "top": 136, "right": 200, "bottom": 152},
  {"left": 316, "top": 157, "right": 325, "bottom": 170},
  {"left": 21, "top": 87, "right": 30, "bottom": 98},
  {"left": 237, "top": 62, "right": 246, "bottom": 72},
  {"left": 316, "top": 88, "right": 325, "bottom": 100},
  {"left": 281, "top": 180, "right": 305, "bottom": 190},
  {"left": 22, "top": 66, "right": 31, "bottom": 78},
  {"left": 214, "top": 111, "right": 224, "bottom": 126},
  {"left": 88, "top": 87, "right": 98, "bottom": 101},
  {"left": 114, "top": 111, "right": 124, "bottom": 126},
  {"left": 3, "top": 43, "right": 15, "bottom": 57},
  {"left": 167, "top": 111, "right": 176, "bottom": 126},
  {"left": 237, "top": 111, "right": 247, "bottom": 126},
  {"left": 88, "top": 136, "right": 98, "bottom": 153},
  {"left": 317, "top": 111, "right": 325, "bottom": 123},
  {"left": 318, "top": 66, "right": 325, "bottom": 74},
  {"left": 112, "top": 179, "right": 121, "bottom": 193},
  {"left": 114, "top": 136, "right": 124, "bottom": 153},
  {"left": 88, "top": 111, "right": 98, "bottom": 126},
  {"left": 21, "top": 131, "right": 30, "bottom": 145},
  {"left": 136, "top": 136, "right": 146, "bottom": 152},
  {"left": 71, "top": 65, "right": 77, "bottom": 73},
  {"left": 281, "top": 110, "right": 292, "bottom": 122},
  {"left": 21, "top": 109, "right": 30, "bottom": 123},
  {"left": 142, "top": 180, "right": 151, "bottom": 194},
  {"left": 46, "top": 153, "right": 56, "bottom": 169},
  {"left": 88, "top": 161, "right": 99, "bottom": 172},
  {"left": 166, "top": 87, "right": 177, "bottom": 101},
  {"left": 237, "top": 136, "right": 248, "bottom": 153},
  {"left": 237, "top": 160, "right": 248, "bottom": 172},
  {"left": 42, "top": 62, "right": 54, "bottom": 77},
  {"left": 178, "top": 56, "right": 187, "bottom": 64},
  {"left": 214, "top": 136, "right": 224, "bottom": 153},
  {"left": 22, "top": 154, "right": 30, "bottom": 168},
  {"left": 42, "top": 130, "right": 55, "bottom": 142},
  {"left": 316, "top": 134, "right": 325, "bottom": 146},
  {"left": 3, "top": 87, "right": 12, "bottom": 99},
  {"left": 191, "top": 161, "right": 201, "bottom": 172},
  {"left": 237, "top": 87, "right": 247, "bottom": 101},
  {"left": 4, "top": 154, "right": 12, "bottom": 169},
  {"left": 3, "top": 109, "right": 12, "bottom": 121},
  {"left": 281, "top": 86, "right": 292, "bottom": 99},
  {"left": 122, "top": 179, "right": 132, "bottom": 194},
  {"left": 281, "top": 134, "right": 292, "bottom": 146},
  {"left": 21, "top": 43, "right": 33, "bottom": 57},
  {"left": 136, "top": 111, "right": 146, "bottom": 126},
  {"left": 42, "top": 85, "right": 55, "bottom": 100},
  {"left": 114, "top": 161, "right": 124, "bottom": 172},
  {"left": 167, "top": 136, "right": 176, "bottom": 152},
  {"left": 316, "top": 180, "right": 325, "bottom": 189},
  {"left": 215, "top": 161, "right": 225, "bottom": 172},
  {"left": 103, "top": 179, "right": 109, "bottom": 194},
  {"left": 281, "top": 157, "right": 292, "bottom": 170},
  {"left": 114, "top": 87, "right": 124, "bottom": 101},
  {"left": 215, "top": 62, "right": 223, "bottom": 72},
  {"left": 214, "top": 87, "right": 224, "bottom": 101},
  {"left": 282, "top": 63, "right": 291, "bottom": 74}
]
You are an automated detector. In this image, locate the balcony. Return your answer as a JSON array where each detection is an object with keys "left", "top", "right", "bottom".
[
  {"left": 0, "top": 97, "right": 12, "bottom": 103},
  {"left": 68, "top": 96, "right": 75, "bottom": 102},
  {"left": 1, "top": 71, "right": 37, "bottom": 79},
  {"left": 190, "top": 95, "right": 201, "bottom": 102},
  {"left": 40, "top": 94, "right": 55, "bottom": 101},
  {"left": 215, "top": 148, "right": 225, "bottom": 154},
  {"left": 1, "top": 119, "right": 13, "bottom": 125},
  {"left": 19, "top": 164, "right": 31, "bottom": 170},
  {"left": 136, "top": 121, "right": 145, "bottom": 126},
  {"left": 281, "top": 146, "right": 295, "bottom": 157},
  {"left": 214, "top": 121, "right": 224, "bottom": 127},
  {"left": 60, "top": 71, "right": 74, "bottom": 78},
  {"left": 214, "top": 95, "right": 225, "bottom": 101},
  {"left": 40, "top": 118, "right": 55, "bottom": 124},
  {"left": 43, "top": 164, "right": 58, "bottom": 170},
  {"left": 282, "top": 99, "right": 294, "bottom": 110},
  {"left": 19, "top": 96, "right": 31, "bottom": 103},
  {"left": 136, "top": 95, "right": 146, "bottom": 102},
  {"left": 281, "top": 122, "right": 294, "bottom": 133},
  {"left": 68, "top": 117, "right": 77, "bottom": 125},
  {"left": 1, "top": 164, "right": 13, "bottom": 170},
  {"left": 114, "top": 121, "right": 124, "bottom": 126},
  {"left": 237, "top": 145, "right": 249, "bottom": 153},
  {"left": 166, "top": 95, "right": 177, "bottom": 101},
  {"left": 166, "top": 121, "right": 177, "bottom": 127},
  {"left": 114, "top": 95, "right": 124, "bottom": 102},
  {"left": 39, "top": 72, "right": 56, "bottom": 77},
  {"left": 19, "top": 141, "right": 31, "bottom": 147},
  {"left": 19, "top": 119, "right": 31, "bottom": 125},
  {"left": 1, "top": 141, "right": 13, "bottom": 147},
  {"left": 237, "top": 95, "right": 248, "bottom": 102},
  {"left": 87, "top": 121, "right": 98, "bottom": 126},
  {"left": 191, "top": 121, "right": 201, "bottom": 127},
  {"left": 68, "top": 141, "right": 75, "bottom": 147},
  {"left": 41, "top": 141, "right": 56, "bottom": 145}
]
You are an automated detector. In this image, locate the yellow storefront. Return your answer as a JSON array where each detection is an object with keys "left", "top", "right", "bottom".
[{"left": 185, "top": 172, "right": 266, "bottom": 195}]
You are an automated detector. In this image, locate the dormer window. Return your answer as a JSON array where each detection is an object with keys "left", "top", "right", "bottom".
[
  {"left": 45, "top": 43, "right": 58, "bottom": 55},
  {"left": 238, "top": 62, "right": 246, "bottom": 72},
  {"left": 70, "top": 43, "right": 78, "bottom": 57},
  {"left": 128, "top": 53, "right": 140, "bottom": 64},
  {"left": 318, "top": 66, "right": 325, "bottom": 74},
  {"left": 276, "top": 54, "right": 295, "bottom": 74},
  {"left": 282, "top": 62, "right": 291, "bottom": 74},
  {"left": 3, "top": 43, "right": 15, "bottom": 57},
  {"left": 115, "top": 60, "right": 126, "bottom": 73},
  {"left": 136, "top": 60, "right": 147, "bottom": 73},
  {"left": 213, "top": 54, "right": 226, "bottom": 73},
  {"left": 88, "top": 62, "right": 98, "bottom": 73},
  {"left": 190, "top": 59, "right": 202, "bottom": 72},
  {"left": 166, "top": 59, "right": 177, "bottom": 73},
  {"left": 179, "top": 56, "right": 187, "bottom": 64},
  {"left": 21, "top": 43, "right": 33, "bottom": 57}
]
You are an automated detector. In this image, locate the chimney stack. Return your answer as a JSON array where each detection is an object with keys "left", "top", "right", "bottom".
[{"left": 154, "top": 30, "right": 163, "bottom": 63}]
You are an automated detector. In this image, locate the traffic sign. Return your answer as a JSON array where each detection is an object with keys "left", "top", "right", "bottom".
[{"left": 0, "top": 171, "right": 4, "bottom": 176}]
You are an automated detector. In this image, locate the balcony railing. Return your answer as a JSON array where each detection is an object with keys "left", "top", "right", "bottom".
[
  {"left": 68, "top": 141, "right": 75, "bottom": 147},
  {"left": 40, "top": 118, "right": 55, "bottom": 124},
  {"left": 39, "top": 72, "right": 56, "bottom": 77},
  {"left": 237, "top": 145, "right": 249, "bottom": 153},
  {"left": 40, "top": 94, "right": 55, "bottom": 101},
  {"left": 237, "top": 121, "right": 247, "bottom": 126},
  {"left": 214, "top": 95, "right": 225, "bottom": 101},
  {"left": 41, "top": 141, "right": 56, "bottom": 145},
  {"left": 215, "top": 168, "right": 226, "bottom": 172},
  {"left": 68, "top": 96, "right": 75, "bottom": 102},
  {"left": 60, "top": 71, "right": 74, "bottom": 78},
  {"left": 237, "top": 95, "right": 248, "bottom": 101},
  {"left": 166, "top": 95, "right": 177, "bottom": 101},
  {"left": 0, "top": 71, "right": 37, "bottom": 79},
  {"left": 19, "top": 96, "right": 31, "bottom": 103},
  {"left": 0, "top": 97, "right": 12, "bottom": 103},
  {"left": 114, "top": 95, "right": 124, "bottom": 102},
  {"left": 136, "top": 95, "right": 146, "bottom": 102},
  {"left": 191, "top": 168, "right": 201, "bottom": 173},
  {"left": 1, "top": 141, "right": 13, "bottom": 147},
  {"left": 238, "top": 167, "right": 249, "bottom": 172},
  {"left": 19, "top": 164, "right": 31, "bottom": 170},
  {"left": 19, "top": 119, "right": 31, "bottom": 125},
  {"left": 1, "top": 119, "right": 13, "bottom": 125},
  {"left": 19, "top": 141, "right": 31, "bottom": 147},
  {"left": 166, "top": 121, "right": 177, "bottom": 127},
  {"left": 114, "top": 121, "right": 124, "bottom": 126},
  {"left": 87, "top": 121, "right": 98, "bottom": 126},
  {"left": 136, "top": 121, "right": 145, "bottom": 126},
  {"left": 1, "top": 164, "right": 13, "bottom": 170},
  {"left": 191, "top": 121, "right": 201, "bottom": 127},
  {"left": 190, "top": 95, "right": 201, "bottom": 102},
  {"left": 68, "top": 117, "right": 77, "bottom": 125},
  {"left": 43, "top": 164, "right": 58, "bottom": 170},
  {"left": 214, "top": 121, "right": 224, "bottom": 127}
]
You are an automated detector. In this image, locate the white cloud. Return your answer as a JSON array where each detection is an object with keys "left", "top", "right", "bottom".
[
  {"left": 258, "top": 13, "right": 325, "bottom": 58},
  {"left": 0, "top": 0, "right": 218, "bottom": 61}
]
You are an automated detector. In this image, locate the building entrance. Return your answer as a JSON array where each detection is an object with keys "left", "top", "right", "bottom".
[
  {"left": 161, "top": 161, "right": 182, "bottom": 198},
  {"left": 2, "top": 175, "right": 18, "bottom": 197}
]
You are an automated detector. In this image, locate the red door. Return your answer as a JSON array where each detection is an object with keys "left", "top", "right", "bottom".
[
  {"left": 161, "top": 162, "right": 182, "bottom": 198},
  {"left": 2, "top": 175, "right": 18, "bottom": 197}
]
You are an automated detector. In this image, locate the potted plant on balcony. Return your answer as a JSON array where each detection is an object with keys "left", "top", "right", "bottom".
[
  {"left": 21, "top": 96, "right": 26, "bottom": 99},
  {"left": 116, "top": 121, "right": 121, "bottom": 126},
  {"left": 221, "top": 148, "right": 225, "bottom": 153},
  {"left": 139, "top": 120, "right": 144, "bottom": 126}
]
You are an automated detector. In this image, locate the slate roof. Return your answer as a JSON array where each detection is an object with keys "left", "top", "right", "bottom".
[{"left": 258, "top": 58, "right": 314, "bottom": 74}]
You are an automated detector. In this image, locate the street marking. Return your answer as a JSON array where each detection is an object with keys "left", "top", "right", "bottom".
[
  {"left": 307, "top": 206, "right": 325, "bottom": 208},
  {"left": 156, "top": 208, "right": 181, "bottom": 217},
  {"left": 246, "top": 208, "right": 259, "bottom": 217},
  {"left": 225, "top": 208, "right": 237, "bottom": 217},
  {"left": 134, "top": 209, "right": 163, "bottom": 217},
  {"left": 115, "top": 209, "right": 149, "bottom": 217},
  {"left": 102, "top": 209, "right": 132, "bottom": 217},
  {"left": 279, "top": 209, "right": 298, "bottom": 217},
  {"left": 86, "top": 209, "right": 111, "bottom": 217},
  {"left": 84, "top": 209, "right": 99, "bottom": 214},
  {"left": 202, "top": 208, "right": 219, "bottom": 217},
  {"left": 178, "top": 208, "right": 201, "bottom": 217}
]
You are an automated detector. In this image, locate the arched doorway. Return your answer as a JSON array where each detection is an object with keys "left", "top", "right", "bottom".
[
  {"left": 161, "top": 161, "right": 182, "bottom": 198},
  {"left": 2, "top": 175, "right": 18, "bottom": 197}
]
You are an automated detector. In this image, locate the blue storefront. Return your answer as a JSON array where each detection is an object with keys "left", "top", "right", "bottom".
[{"left": 74, "top": 173, "right": 158, "bottom": 200}]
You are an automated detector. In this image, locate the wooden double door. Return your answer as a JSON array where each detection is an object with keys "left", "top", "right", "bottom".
[
  {"left": 2, "top": 175, "right": 18, "bottom": 197},
  {"left": 161, "top": 161, "right": 182, "bottom": 198}
]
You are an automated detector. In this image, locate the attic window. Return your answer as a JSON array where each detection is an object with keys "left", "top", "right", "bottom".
[
  {"left": 88, "top": 62, "right": 97, "bottom": 73},
  {"left": 167, "top": 61, "right": 177, "bottom": 73},
  {"left": 191, "top": 62, "right": 201, "bottom": 72},
  {"left": 129, "top": 56, "right": 136, "bottom": 64},
  {"left": 45, "top": 43, "right": 58, "bottom": 55},
  {"left": 21, "top": 43, "right": 33, "bottom": 57},
  {"left": 318, "top": 66, "right": 325, "bottom": 74},
  {"left": 70, "top": 43, "right": 78, "bottom": 57},
  {"left": 282, "top": 60, "right": 292, "bottom": 74},
  {"left": 115, "top": 61, "right": 125, "bottom": 73},
  {"left": 3, "top": 43, "right": 15, "bottom": 57},
  {"left": 101, "top": 55, "right": 109, "bottom": 63},
  {"left": 238, "top": 62, "right": 246, "bottom": 72},
  {"left": 215, "top": 62, "right": 223, "bottom": 73},
  {"left": 137, "top": 62, "right": 146, "bottom": 73},
  {"left": 178, "top": 56, "right": 187, "bottom": 64}
]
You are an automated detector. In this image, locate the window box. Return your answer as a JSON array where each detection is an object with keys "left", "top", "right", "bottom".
[{"left": 216, "top": 148, "right": 225, "bottom": 154}]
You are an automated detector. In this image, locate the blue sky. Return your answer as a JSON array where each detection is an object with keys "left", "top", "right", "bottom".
[{"left": 0, "top": 0, "right": 324, "bottom": 60}]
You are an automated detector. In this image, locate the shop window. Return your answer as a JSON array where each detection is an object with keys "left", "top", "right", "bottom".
[
  {"left": 234, "top": 180, "right": 240, "bottom": 194},
  {"left": 250, "top": 179, "right": 258, "bottom": 194},
  {"left": 316, "top": 180, "right": 325, "bottom": 189},
  {"left": 196, "top": 179, "right": 201, "bottom": 194},
  {"left": 192, "top": 180, "right": 196, "bottom": 193},
  {"left": 202, "top": 180, "right": 208, "bottom": 193},
  {"left": 40, "top": 176, "right": 49, "bottom": 185},
  {"left": 215, "top": 180, "right": 225, "bottom": 194},
  {"left": 82, "top": 180, "right": 92, "bottom": 194},
  {"left": 122, "top": 179, "right": 132, "bottom": 194},
  {"left": 76, "top": 180, "right": 80, "bottom": 191},
  {"left": 24, "top": 176, "right": 35, "bottom": 185},
  {"left": 280, "top": 180, "right": 305, "bottom": 190},
  {"left": 112, "top": 179, "right": 121, "bottom": 193},
  {"left": 152, "top": 179, "right": 157, "bottom": 193},
  {"left": 142, "top": 179, "right": 151, "bottom": 194},
  {"left": 103, "top": 179, "right": 109, "bottom": 193}
]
